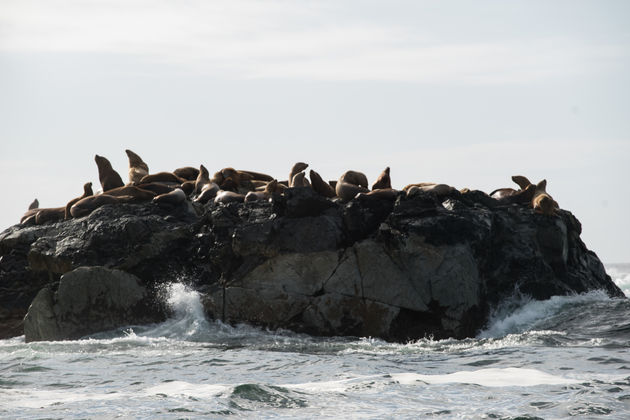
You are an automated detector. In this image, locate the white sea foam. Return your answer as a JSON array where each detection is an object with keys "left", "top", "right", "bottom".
[
  {"left": 477, "top": 290, "right": 610, "bottom": 339},
  {"left": 144, "top": 381, "right": 228, "bottom": 398},
  {"left": 389, "top": 367, "right": 581, "bottom": 387}
]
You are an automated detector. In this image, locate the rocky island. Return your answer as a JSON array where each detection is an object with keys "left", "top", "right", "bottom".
[{"left": 0, "top": 154, "right": 624, "bottom": 342}]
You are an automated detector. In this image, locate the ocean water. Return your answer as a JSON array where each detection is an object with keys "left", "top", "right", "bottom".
[{"left": 1, "top": 267, "right": 629, "bottom": 419}]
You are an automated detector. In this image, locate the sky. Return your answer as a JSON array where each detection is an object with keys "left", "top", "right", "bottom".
[{"left": 1, "top": 0, "right": 629, "bottom": 262}]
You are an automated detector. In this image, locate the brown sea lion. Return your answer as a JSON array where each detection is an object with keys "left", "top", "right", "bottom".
[
  {"left": 125, "top": 149, "right": 149, "bottom": 184},
  {"left": 214, "top": 190, "right": 245, "bottom": 204},
  {"left": 371, "top": 167, "right": 391, "bottom": 190},
  {"left": 406, "top": 184, "right": 455, "bottom": 196},
  {"left": 291, "top": 172, "right": 311, "bottom": 188},
  {"left": 70, "top": 194, "right": 136, "bottom": 218},
  {"left": 309, "top": 170, "right": 336, "bottom": 198},
  {"left": 339, "top": 170, "right": 368, "bottom": 189},
  {"left": 532, "top": 180, "right": 559, "bottom": 215},
  {"left": 180, "top": 180, "right": 195, "bottom": 196},
  {"left": 28, "top": 199, "right": 39, "bottom": 210},
  {"left": 20, "top": 209, "right": 39, "bottom": 224},
  {"left": 103, "top": 185, "right": 156, "bottom": 201},
  {"left": 336, "top": 181, "right": 369, "bottom": 201},
  {"left": 65, "top": 182, "right": 94, "bottom": 219},
  {"left": 239, "top": 170, "right": 274, "bottom": 182},
  {"left": 139, "top": 172, "right": 186, "bottom": 185},
  {"left": 173, "top": 166, "right": 199, "bottom": 181},
  {"left": 195, "top": 165, "right": 211, "bottom": 194},
  {"left": 95, "top": 154, "right": 124, "bottom": 192},
  {"left": 245, "top": 179, "right": 279, "bottom": 202},
  {"left": 356, "top": 188, "right": 398, "bottom": 201},
  {"left": 512, "top": 175, "right": 533, "bottom": 190},
  {"left": 35, "top": 207, "right": 66, "bottom": 225},
  {"left": 153, "top": 188, "right": 186, "bottom": 207},
  {"left": 135, "top": 182, "right": 175, "bottom": 196},
  {"left": 289, "top": 162, "right": 308, "bottom": 187},
  {"left": 403, "top": 182, "right": 440, "bottom": 192},
  {"left": 491, "top": 184, "right": 536, "bottom": 204},
  {"left": 193, "top": 182, "right": 220, "bottom": 204}
]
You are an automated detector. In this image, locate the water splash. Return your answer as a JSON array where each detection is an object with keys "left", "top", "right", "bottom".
[{"left": 478, "top": 290, "right": 611, "bottom": 339}]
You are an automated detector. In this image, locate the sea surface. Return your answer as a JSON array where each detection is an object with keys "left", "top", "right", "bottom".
[{"left": 1, "top": 265, "right": 629, "bottom": 419}]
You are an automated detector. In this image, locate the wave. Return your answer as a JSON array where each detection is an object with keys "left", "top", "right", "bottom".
[{"left": 477, "top": 290, "right": 612, "bottom": 339}]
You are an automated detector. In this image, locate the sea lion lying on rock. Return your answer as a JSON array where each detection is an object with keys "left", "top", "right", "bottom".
[
  {"left": 355, "top": 188, "right": 398, "bottom": 201},
  {"left": 139, "top": 172, "right": 186, "bottom": 185},
  {"left": 153, "top": 188, "right": 186, "bottom": 207},
  {"left": 173, "top": 166, "right": 199, "bottom": 181},
  {"left": 245, "top": 180, "right": 279, "bottom": 203},
  {"left": 214, "top": 190, "right": 245, "bottom": 204},
  {"left": 532, "top": 179, "right": 559, "bottom": 215},
  {"left": 405, "top": 183, "right": 455, "bottom": 196},
  {"left": 70, "top": 194, "right": 138, "bottom": 218},
  {"left": 336, "top": 170, "right": 369, "bottom": 201},
  {"left": 65, "top": 182, "right": 94, "bottom": 219},
  {"left": 194, "top": 182, "right": 220, "bottom": 204}
]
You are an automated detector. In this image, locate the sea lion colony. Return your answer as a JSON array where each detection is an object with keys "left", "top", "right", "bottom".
[{"left": 20, "top": 150, "right": 560, "bottom": 225}]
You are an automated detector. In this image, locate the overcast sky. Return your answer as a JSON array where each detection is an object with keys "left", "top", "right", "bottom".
[{"left": 1, "top": 0, "right": 629, "bottom": 262}]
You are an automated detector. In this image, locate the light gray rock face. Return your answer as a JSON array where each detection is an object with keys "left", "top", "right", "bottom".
[{"left": 23, "top": 266, "right": 161, "bottom": 342}]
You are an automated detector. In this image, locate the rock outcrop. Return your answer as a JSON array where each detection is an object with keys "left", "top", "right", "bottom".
[{"left": 0, "top": 187, "right": 624, "bottom": 342}]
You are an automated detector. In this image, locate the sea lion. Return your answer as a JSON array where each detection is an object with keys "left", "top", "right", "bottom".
[
  {"left": 532, "top": 179, "right": 559, "bottom": 215},
  {"left": 403, "top": 182, "right": 440, "bottom": 192},
  {"left": 291, "top": 171, "right": 311, "bottom": 188},
  {"left": 21, "top": 199, "right": 41, "bottom": 224},
  {"left": 20, "top": 209, "right": 39, "bottom": 224},
  {"left": 70, "top": 194, "right": 136, "bottom": 218},
  {"left": 239, "top": 170, "right": 274, "bottom": 182},
  {"left": 64, "top": 182, "right": 94, "bottom": 219},
  {"left": 180, "top": 180, "right": 195, "bottom": 196},
  {"left": 220, "top": 177, "right": 239, "bottom": 192},
  {"left": 135, "top": 182, "right": 175, "bottom": 196},
  {"left": 339, "top": 170, "right": 368, "bottom": 189},
  {"left": 139, "top": 172, "right": 186, "bottom": 185},
  {"left": 406, "top": 183, "right": 455, "bottom": 196},
  {"left": 193, "top": 182, "right": 220, "bottom": 204},
  {"left": 336, "top": 181, "right": 369, "bottom": 201},
  {"left": 214, "top": 190, "right": 245, "bottom": 204},
  {"left": 289, "top": 162, "right": 308, "bottom": 187},
  {"left": 173, "top": 166, "right": 199, "bottom": 181},
  {"left": 309, "top": 170, "right": 336, "bottom": 198},
  {"left": 490, "top": 184, "right": 536, "bottom": 204},
  {"left": 244, "top": 179, "right": 279, "bottom": 202},
  {"left": 356, "top": 188, "right": 398, "bottom": 201},
  {"left": 102, "top": 185, "right": 156, "bottom": 201},
  {"left": 153, "top": 188, "right": 186, "bottom": 207},
  {"left": 195, "top": 165, "right": 211, "bottom": 194},
  {"left": 512, "top": 175, "right": 533, "bottom": 190},
  {"left": 125, "top": 149, "right": 149, "bottom": 184},
  {"left": 371, "top": 167, "right": 391, "bottom": 190},
  {"left": 35, "top": 207, "right": 66, "bottom": 225},
  {"left": 94, "top": 154, "right": 124, "bottom": 192}
]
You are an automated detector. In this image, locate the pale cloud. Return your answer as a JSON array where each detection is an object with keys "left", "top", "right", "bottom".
[{"left": 1, "top": 0, "right": 626, "bottom": 83}]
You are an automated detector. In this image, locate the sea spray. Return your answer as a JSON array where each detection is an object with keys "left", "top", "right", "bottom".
[{"left": 478, "top": 290, "right": 611, "bottom": 338}]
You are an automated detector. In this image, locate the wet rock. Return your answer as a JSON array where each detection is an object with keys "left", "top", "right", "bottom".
[{"left": 23, "top": 266, "right": 165, "bottom": 342}]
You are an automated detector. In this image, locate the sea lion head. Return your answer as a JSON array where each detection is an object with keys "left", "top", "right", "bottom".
[{"left": 94, "top": 154, "right": 112, "bottom": 170}]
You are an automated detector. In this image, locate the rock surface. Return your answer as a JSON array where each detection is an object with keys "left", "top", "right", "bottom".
[
  {"left": 23, "top": 266, "right": 165, "bottom": 342},
  {"left": 0, "top": 187, "right": 624, "bottom": 341}
]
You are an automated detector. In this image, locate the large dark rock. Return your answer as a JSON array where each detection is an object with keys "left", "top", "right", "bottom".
[{"left": 0, "top": 189, "right": 624, "bottom": 342}]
